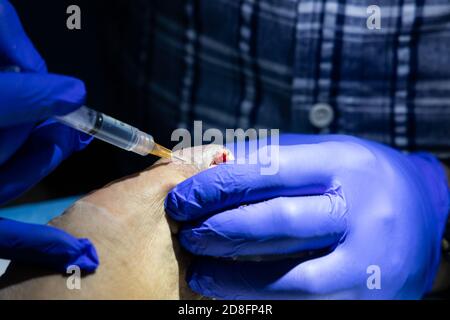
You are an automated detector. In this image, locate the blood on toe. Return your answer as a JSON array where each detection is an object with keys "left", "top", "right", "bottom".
[{"left": 211, "top": 150, "right": 229, "bottom": 166}]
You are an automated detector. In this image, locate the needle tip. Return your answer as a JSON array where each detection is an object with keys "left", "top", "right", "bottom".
[{"left": 172, "top": 154, "right": 188, "bottom": 163}]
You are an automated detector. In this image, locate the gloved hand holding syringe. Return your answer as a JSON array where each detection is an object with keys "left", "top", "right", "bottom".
[
  {"left": 56, "top": 106, "right": 186, "bottom": 162},
  {"left": 2, "top": 64, "right": 184, "bottom": 162}
]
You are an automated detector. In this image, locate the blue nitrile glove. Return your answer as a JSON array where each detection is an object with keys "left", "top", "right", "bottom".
[
  {"left": 0, "top": 218, "right": 98, "bottom": 273},
  {"left": 165, "top": 134, "right": 449, "bottom": 299},
  {"left": 0, "top": 0, "right": 98, "bottom": 273}
]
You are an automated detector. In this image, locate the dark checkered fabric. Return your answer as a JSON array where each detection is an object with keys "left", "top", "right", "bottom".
[{"left": 101, "top": 0, "right": 450, "bottom": 158}]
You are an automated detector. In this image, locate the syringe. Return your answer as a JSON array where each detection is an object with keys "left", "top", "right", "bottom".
[
  {"left": 0, "top": 66, "right": 181, "bottom": 161},
  {"left": 56, "top": 106, "right": 185, "bottom": 161}
]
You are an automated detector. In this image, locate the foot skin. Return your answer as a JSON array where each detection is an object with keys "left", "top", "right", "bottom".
[{"left": 0, "top": 145, "right": 233, "bottom": 299}]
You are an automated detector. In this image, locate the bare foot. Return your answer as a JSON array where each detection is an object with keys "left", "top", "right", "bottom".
[{"left": 0, "top": 145, "right": 233, "bottom": 299}]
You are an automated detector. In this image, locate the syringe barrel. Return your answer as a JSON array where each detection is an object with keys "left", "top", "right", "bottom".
[{"left": 56, "top": 106, "right": 155, "bottom": 156}]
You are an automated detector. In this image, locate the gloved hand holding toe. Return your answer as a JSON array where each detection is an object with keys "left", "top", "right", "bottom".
[{"left": 166, "top": 134, "right": 449, "bottom": 299}]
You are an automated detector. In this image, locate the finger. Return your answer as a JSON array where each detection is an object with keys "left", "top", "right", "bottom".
[
  {"left": 0, "top": 72, "right": 86, "bottom": 127},
  {"left": 0, "top": 0, "right": 46, "bottom": 72},
  {"left": 0, "top": 218, "right": 98, "bottom": 272},
  {"left": 225, "top": 134, "right": 329, "bottom": 160},
  {"left": 0, "top": 119, "right": 92, "bottom": 204},
  {"left": 179, "top": 195, "right": 347, "bottom": 257},
  {"left": 0, "top": 124, "right": 33, "bottom": 166},
  {"left": 277, "top": 134, "right": 350, "bottom": 145},
  {"left": 188, "top": 250, "right": 357, "bottom": 299},
  {"left": 166, "top": 144, "right": 335, "bottom": 221},
  {"left": 225, "top": 134, "right": 352, "bottom": 160},
  {"left": 225, "top": 136, "right": 268, "bottom": 162}
]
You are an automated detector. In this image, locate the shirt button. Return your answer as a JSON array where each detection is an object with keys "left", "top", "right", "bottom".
[{"left": 309, "top": 103, "right": 334, "bottom": 129}]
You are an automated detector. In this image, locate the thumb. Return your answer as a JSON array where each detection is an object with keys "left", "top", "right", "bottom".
[
  {"left": 0, "top": 72, "right": 86, "bottom": 127},
  {"left": 0, "top": 218, "right": 99, "bottom": 273}
]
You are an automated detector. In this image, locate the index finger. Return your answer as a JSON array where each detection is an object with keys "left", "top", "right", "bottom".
[{"left": 165, "top": 144, "right": 335, "bottom": 221}]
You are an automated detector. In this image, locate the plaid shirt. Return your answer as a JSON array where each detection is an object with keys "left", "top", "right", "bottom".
[{"left": 102, "top": 0, "right": 450, "bottom": 158}]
